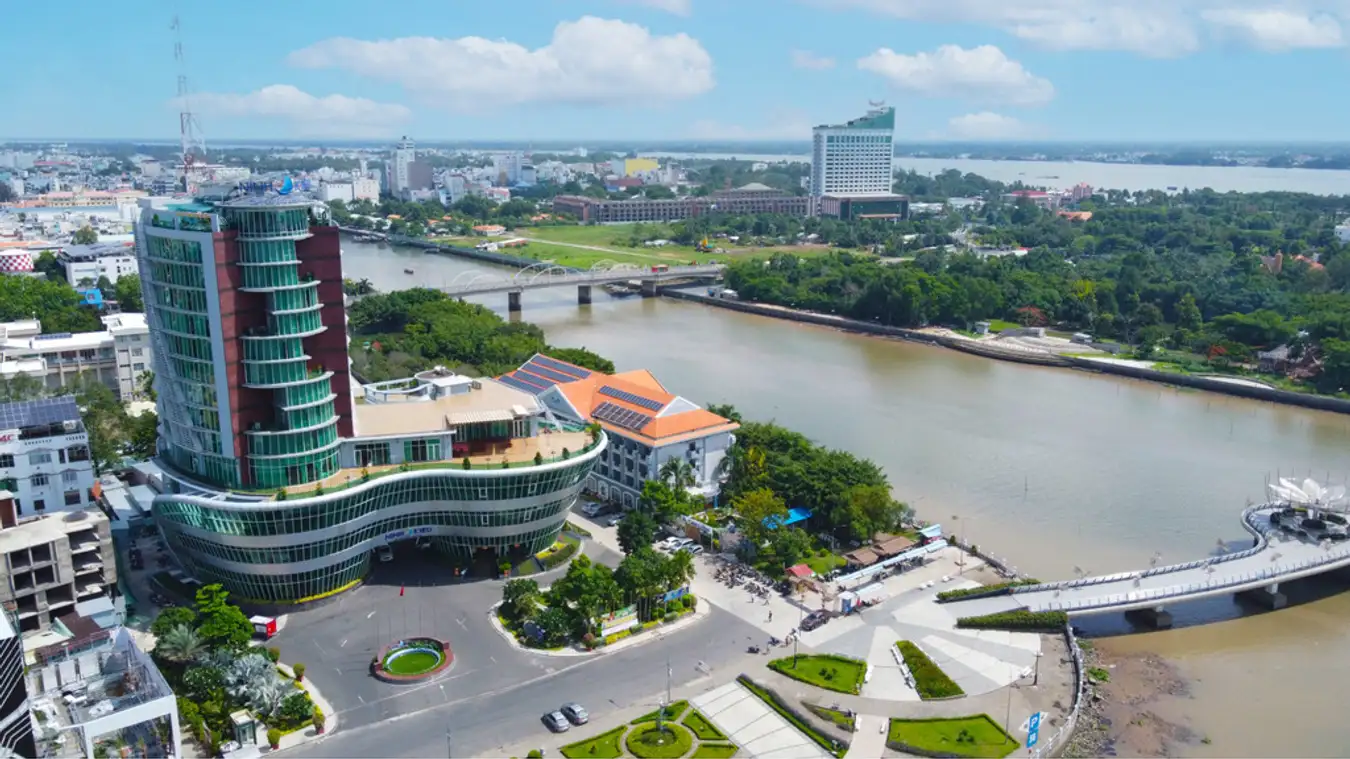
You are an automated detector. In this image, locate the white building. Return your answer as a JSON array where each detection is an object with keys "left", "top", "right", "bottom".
[
  {"left": 58, "top": 242, "right": 138, "bottom": 288},
  {"left": 26, "top": 623, "right": 181, "bottom": 758},
  {"left": 0, "top": 397, "right": 98, "bottom": 518},
  {"left": 5, "top": 177, "right": 23, "bottom": 198},
  {"left": 319, "top": 182, "right": 354, "bottom": 203},
  {"left": 494, "top": 152, "right": 524, "bottom": 186},
  {"left": 0, "top": 314, "right": 151, "bottom": 402},
  {"left": 810, "top": 106, "right": 896, "bottom": 198},
  {"left": 500, "top": 355, "right": 739, "bottom": 509},
  {"left": 352, "top": 177, "right": 379, "bottom": 202},
  {"left": 389, "top": 137, "right": 415, "bottom": 195}
]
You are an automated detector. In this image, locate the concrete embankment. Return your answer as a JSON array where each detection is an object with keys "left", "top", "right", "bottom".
[
  {"left": 339, "top": 227, "right": 560, "bottom": 270},
  {"left": 663, "top": 288, "right": 1350, "bottom": 416}
]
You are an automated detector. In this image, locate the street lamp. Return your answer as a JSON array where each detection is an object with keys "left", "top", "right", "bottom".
[{"left": 446, "top": 725, "right": 452, "bottom": 759}]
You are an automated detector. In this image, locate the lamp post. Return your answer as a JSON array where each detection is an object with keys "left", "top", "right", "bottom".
[{"left": 445, "top": 725, "right": 452, "bottom": 759}]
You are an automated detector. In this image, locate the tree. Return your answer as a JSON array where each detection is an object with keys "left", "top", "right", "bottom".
[
  {"left": 663, "top": 548, "right": 695, "bottom": 590},
  {"left": 532, "top": 607, "right": 573, "bottom": 647},
  {"left": 837, "top": 484, "right": 908, "bottom": 544},
  {"left": 658, "top": 458, "right": 696, "bottom": 492},
  {"left": 113, "top": 274, "right": 144, "bottom": 311},
  {"left": 731, "top": 488, "right": 787, "bottom": 546},
  {"left": 32, "top": 251, "right": 63, "bottom": 281},
  {"left": 636, "top": 480, "right": 691, "bottom": 522},
  {"left": 150, "top": 606, "right": 197, "bottom": 638},
  {"left": 614, "top": 548, "right": 669, "bottom": 619},
  {"left": 549, "top": 555, "right": 622, "bottom": 630},
  {"left": 706, "top": 403, "right": 742, "bottom": 423},
  {"left": 154, "top": 624, "right": 205, "bottom": 664},
  {"left": 616, "top": 510, "right": 658, "bottom": 555},
  {"left": 1175, "top": 292, "right": 1202, "bottom": 332},
  {"left": 502, "top": 578, "right": 541, "bottom": 620},
  {"left": 72, "top": 226, "right": 99, "bottom": 245},
  {"left": 767, "top": 527, "right": 814, "bottom": 568},
  {"left": 126, "top": 410, "right": 159, "bottom": 458},
  {"left": 194, "top": 584, "right": 254, "bottom": 650},
  {"left": 182, "top": 666, "right": 227, "bottom": 703},
  {"left": 95, "top": 275, "right": 114, "bottom": 295},
  {"left": 545, "top": 347, "right": 615, "bottom": 374}
]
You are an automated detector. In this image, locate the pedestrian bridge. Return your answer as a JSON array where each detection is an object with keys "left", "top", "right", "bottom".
[
  {"left": 944, "top": 505, "right": 1350, "bottom": 627},
  {"left": 440, "top": 262, "right": 724, "bottom": 311}
]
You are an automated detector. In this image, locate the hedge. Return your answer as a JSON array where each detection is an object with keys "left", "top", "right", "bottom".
[
  {"left": 631, "top": 700, "right": 688, "bottom": 724},
  {"left": 736, "top": 676, "right": 847, "bottom": 758},
  {"left": 895, "top": 641, "right": 964, "bottom": 700},
  {"left": 955, "top": 610, "right": 1068, "bottom": 631},
  {"left": 935, "top": 579, "right": 1041, "bottom": 602}
]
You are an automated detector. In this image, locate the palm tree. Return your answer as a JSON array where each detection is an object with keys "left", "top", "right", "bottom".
[
  {"left": 154, "top": 624, "right": 205, "bottom": 664},
  {"left": 659, "top": 458, "right": 697, "bottom": 492},
  {"left": 665, "top": 549, "right": 695, "bottom": 590}
]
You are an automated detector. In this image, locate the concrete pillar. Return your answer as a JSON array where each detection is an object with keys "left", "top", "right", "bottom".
[
  {"left": 1238, "top": 584, "right": 1288, "bottom": 610},
  {"left": 577, "top": 284, "right": 592, "bottom": 305},
  {"left": 508, "top": 291, "right": 522, "bottom": 312},
  {"left": 640, "top": 279, "right": 658, "bottom": 297},
  {"left": 1126, "top": 606, "right": 1173, "bottom": 629}
]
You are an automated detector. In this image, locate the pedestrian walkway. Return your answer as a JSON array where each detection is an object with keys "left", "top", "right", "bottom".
[
  {"left": 692, "top": 682, "right": 831, "bottom": 759},
  {"left": 849, "top": 714, "right": 889, "bottom": 759}
]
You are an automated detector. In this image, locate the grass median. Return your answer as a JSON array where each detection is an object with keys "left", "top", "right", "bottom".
[
  {"left": 887, "top": 715, "right": 1018, "bottom": 758},
  {"left": 767, "top": 654, "right": 867, "bottom": 695}
]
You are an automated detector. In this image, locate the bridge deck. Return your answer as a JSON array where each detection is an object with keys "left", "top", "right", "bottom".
[
  {"left": 441, "top": 265, "right": 724, "bottom": 297},
  {"left": 946, "top": 507, "right": 1350, "bottom": 617}
]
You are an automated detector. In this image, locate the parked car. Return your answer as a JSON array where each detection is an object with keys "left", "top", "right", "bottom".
[
  {"left": 561, "top": 702, "right": 589, "bottom": 725},
  {"left": 682, "top": 544, "right": 705, "bottom": 556},
  {"left": 801, "top": 610, "right": 829, "bottom": 632},
  {"left": 376, "top": 545, "right": 394, "bottom": 563},
  {"left": 606, "top": 515, "right": 623, "bottom": 527},
  {"left": 657, "top": 537, "right": 682, "bottom": 552},
  {"left": 543, "top": 711, "right": 571, "bottom": 732}
]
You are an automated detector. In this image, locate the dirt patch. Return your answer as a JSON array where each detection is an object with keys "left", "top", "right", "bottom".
[{"left": 1065, "top": 642, "right": 1196, "bottom": 758}]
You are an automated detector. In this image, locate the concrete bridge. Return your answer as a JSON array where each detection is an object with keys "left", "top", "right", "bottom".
[
  {"left": 439, "top": 261, "right": 724, "bottom": 311},
  {"left": 943, "top": 505, "right": 1350, "bottom": 628}
]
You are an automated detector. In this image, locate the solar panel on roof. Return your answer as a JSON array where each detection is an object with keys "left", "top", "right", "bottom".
[
  {"left": 33, "top": 333, "right": 73, "bottom": 342},
  {"left": 498, "top": 374, "right": 545, "bottom": 395},
  {"left": 0, "top": 396, "right": 80, "bottom": 430},
  {"left": 593, "top": 401, "right": 653, "bottom": 432},
  {"left": 532, "top": 355, "right": 591, "bottom": 379},
  {"left": 521, "top": 363, "right": 580, "bottom": 385},
  {"left": 515, "top": 370, "right": 558, "bottom": 388},
  {"left": 598, "top": 385, "right": 663, "bottom": 411}
]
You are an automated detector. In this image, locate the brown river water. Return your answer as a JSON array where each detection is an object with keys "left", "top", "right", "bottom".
[{"left": 344, "top": 240, "right": 1350, "bottom": 756}]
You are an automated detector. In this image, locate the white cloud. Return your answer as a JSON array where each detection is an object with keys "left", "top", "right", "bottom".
[
  {"left": 287, "top": 17, "right": 714, "bottom": 107},
  {"left": 946, "top": 112, "right": 1036, "bottom": 139},
  {"left": 791, "top": 49, "right": 836, "bottom": 69},
  {"left": 191, "top": 85, "right": 411, "bottom": 138},
  {"left": 1202, "top": 8, "right": 1343, "bottom": 50},
  {"left": 618, "top": 0, "right": 692, "bottom": 14},
  {"left": 858, "top": 44, "right": 1054, "bottom": 106}
]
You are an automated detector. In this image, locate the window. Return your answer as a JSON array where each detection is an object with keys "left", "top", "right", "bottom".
[
  {"left": 354, "top": 442, "right": 390, "bottom": 467},
  {"left": 62, "top": 471, "right": 78, "bottom": 484},
  {"left": 133, "top": 363, "right": 145, "bottom": 372},
  {"left": 33, "top": 499, "right": 44, "bottom": 512},
  {"left": 31, "top": 474, "right": 48, "bottom": 487},
  {"left": 0, "top": 455, "right": 12, "bottom": 468},
  {"left": 64, "top": 491, "right": 81, "bottom": 506},
  {"left": 131, "top": 348, "right": 143, "bottom": 357},
  {"left": 67, "top": 446, "right": 89, "bottom": 463},
  {"left": 29, "top": 452, "right": 51, "bottom": 465}
]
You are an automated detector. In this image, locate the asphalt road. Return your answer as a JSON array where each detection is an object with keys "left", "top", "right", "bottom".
[{"left": 282, "top": 602, "right": 766, "bottom": 758}]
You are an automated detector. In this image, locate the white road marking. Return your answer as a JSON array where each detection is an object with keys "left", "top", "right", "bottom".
[
  {"left": 340, "top": 639, "right": 348, "bottom": 648},
  {"left": 456, "top": 618, "right": 468, "bottom": 630},
  {"left": 367, "top": 611, "right": 377, "bottom": 619}
]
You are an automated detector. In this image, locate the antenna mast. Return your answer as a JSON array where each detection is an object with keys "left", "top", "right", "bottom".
[{"left": 172, "top": 14, "right": 207, "bottom": 194}]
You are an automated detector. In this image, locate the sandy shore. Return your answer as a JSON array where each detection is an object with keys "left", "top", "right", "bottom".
[{"left": 1064, "top": 639, "right": 1199, "bottom": 757}]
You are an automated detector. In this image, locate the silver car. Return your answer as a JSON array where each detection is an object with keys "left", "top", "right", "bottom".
[
  {"left": 543, "top": 710, "right": 570, "bottom": 732},
  {"left": 561, "top": 702, "right": 589, "bottom": 725}
]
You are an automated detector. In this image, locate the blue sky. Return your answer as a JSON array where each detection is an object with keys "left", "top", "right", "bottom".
[{"left": 5, "top": 0, "right": 1350, "bottom": 142}]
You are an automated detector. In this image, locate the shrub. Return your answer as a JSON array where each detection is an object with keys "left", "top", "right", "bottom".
[
  {"left": 293, "top": 663, "right": 306, "bottom": 681},
  {"left": 604, "top": 629, "right": 632, "bottom": 646},
  {"left": 626, "top": 723, "right": 693, "bottom": 759},
  {"left": 534, "top": 452, "right": 544, "bottom": 465},
  {"left": 265, "top": 647, "right": 281, "bottom": 663},
  {"left": 313, "top": 706, "right": 326, "bottom": 732},
  {"left": 562, "top": 447, "right": 571, "bottom": 459},
  {"left": 499, "top": 560, "right": 513, "bottom": 577},
  {"left": 462, "top": 457, "right": 471, "bottom": 470},
  {"left": 895, "top": 641, "right": 964, "bottom": 700},
  {"left": 936, "top": 579, "right": 1042, "bottom": 602},
  {"left": 652, "top": 607, "right": 665, "bottom": 621},
  {"left": 955, "top": 610, "right": 1068, "bottom": 631},
  {"left": 683, "top": 594, "right": 696, "bottom": 609},
  {"left": 267, "top": 728, "right": 282, "bottom": 748},
  {"left": 665, "top": 601, "right": 681, "bottom": 615},
  {"left": 361, "top": 467, "right": 370, "bottom": 482},
  {"left": 581, "top": 632, "right": 596, "bottom": 649},
  {"left": 527, "top": 751, "right": 543, "bottom": 759}
]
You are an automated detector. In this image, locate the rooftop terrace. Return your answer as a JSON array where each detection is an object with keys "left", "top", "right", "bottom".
[{"left": 354, "top": 374, "right": 544, "bottom": 437}]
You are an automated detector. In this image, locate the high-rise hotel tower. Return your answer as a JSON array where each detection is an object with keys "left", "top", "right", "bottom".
[{"left": 136, "top": 182, "right": 604, "bottom": 602}]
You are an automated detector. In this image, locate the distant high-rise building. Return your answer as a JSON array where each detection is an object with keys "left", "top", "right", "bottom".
[
  {"left": 810, "top": 106, "right": 895, "bottom": 198},
  {"left": 493, "top": 153, "right": 524, "bottom": 186},
  {"left": 0, "top": 596, "right": 34, "bottom": 758},
  {"left": 389, "top": 137, "right": 415, "bottom": 195}
]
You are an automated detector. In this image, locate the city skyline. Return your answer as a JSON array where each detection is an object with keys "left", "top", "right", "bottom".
[{"left": 6, "top": 0, "right": 1350, "bottom": 143}]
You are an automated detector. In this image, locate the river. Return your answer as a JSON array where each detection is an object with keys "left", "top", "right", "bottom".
[
  {"left": 645, "top": 152, "right": 1350, "bottom": 195},
  {"left": 344, "top": 239, "right": 1350, "bottom": 757}
]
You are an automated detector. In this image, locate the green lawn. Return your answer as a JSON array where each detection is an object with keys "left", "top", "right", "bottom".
[
  {"left": 767, "top": 655, "right": 867, "bottom": 695},
  {"left": 682, "top": 711, "right": 728, "bottom": 742},
  {"left": 805, "top": 704, "right": 856, "bottom": 732},
  {"left": 895, "top": 641, "right": 965, "bottom": 700},
  {"left": 985, "top": 319, "right": 1021, "bottom": 333},
  {"left": 626, "top": 723, "right": 694, "bottom": 759},
  {"left": 887, "top": 716, "right": 1018, "bottom": 758},
  {"left": 692, "top": 744, "right": 738, "bottom": 758},
  {"left": 559, "top": 725, "right": 627, "bottom": 759},
  {"left": 631, "top": 700, "right": 689, "bottom": 724},
  {"left": 802, "top": 552, "right": 847, "bottom": 576}
]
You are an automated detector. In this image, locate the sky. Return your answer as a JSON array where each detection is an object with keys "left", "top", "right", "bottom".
[{"left": 6, "top": 0, "right": 1350, "bottom": 143}]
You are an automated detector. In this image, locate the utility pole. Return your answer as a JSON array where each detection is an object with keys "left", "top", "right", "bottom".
[{"left": 446, "top": 725, "right": 452, "bottom": 759}]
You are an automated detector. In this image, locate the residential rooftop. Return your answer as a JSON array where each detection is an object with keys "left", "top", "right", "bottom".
[{"left": 354, "top": 371, "right": 545, "bottom": 438}]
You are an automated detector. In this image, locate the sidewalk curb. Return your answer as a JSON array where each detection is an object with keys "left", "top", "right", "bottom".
[
  {"left": 271, "top": 661, "right": 339, "bottom": 752},
  {"left": 487, "top": 600, "right": 711, "bottom": 658}
]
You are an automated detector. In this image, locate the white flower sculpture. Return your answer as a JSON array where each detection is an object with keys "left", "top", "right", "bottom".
[{"left": 1269, "top": 478, "right": 1348, "bottom": 510}]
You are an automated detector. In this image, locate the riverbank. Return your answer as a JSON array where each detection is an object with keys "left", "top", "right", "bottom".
[
  {"left": 662, "top": 288, "right": 1350, "bottom": 416},
  {"left": 1064, "top": 641, "right": 1198, "bottom": 758}
]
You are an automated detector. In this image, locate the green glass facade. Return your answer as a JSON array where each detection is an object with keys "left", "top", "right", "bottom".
[
  {"left": 153, "top": 446, "right": 604, "bottom": 602},
  {"left": 224, "top": 202, "right": 342, "bottom": 490}
]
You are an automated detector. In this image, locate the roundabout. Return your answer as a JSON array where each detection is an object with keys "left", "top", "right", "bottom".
[{"left": 372, "top": 637, "right": 455, "bottom": 683}]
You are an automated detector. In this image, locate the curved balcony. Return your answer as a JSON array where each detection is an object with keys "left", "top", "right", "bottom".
[{"left": 242, "top": 361, "right": 324, "bottom": 390}]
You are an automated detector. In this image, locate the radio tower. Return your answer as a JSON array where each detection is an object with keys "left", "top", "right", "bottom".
[{"left": 172, "top": 14, "right": 207, "bottom": 194}]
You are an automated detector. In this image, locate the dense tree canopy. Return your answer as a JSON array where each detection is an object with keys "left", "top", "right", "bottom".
[{"left": 0, "top": 275, "right": 101, "bottom": 333}]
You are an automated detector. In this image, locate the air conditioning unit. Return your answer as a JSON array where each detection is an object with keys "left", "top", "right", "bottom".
[{"left": 62, "top": 421, "right": 78, "bottom": 433}]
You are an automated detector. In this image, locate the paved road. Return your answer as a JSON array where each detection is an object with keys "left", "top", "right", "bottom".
[{"left": 283, "top": 605, "right": 766, "bottom": 758}]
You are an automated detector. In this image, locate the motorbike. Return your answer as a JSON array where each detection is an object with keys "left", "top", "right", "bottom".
[{"left": 747, "top": 645, "right": 761, "bottom": 654}]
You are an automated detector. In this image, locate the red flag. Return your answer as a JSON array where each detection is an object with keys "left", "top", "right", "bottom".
[{"left": 399, "top": 586, "right": 405, "bottom": 597}]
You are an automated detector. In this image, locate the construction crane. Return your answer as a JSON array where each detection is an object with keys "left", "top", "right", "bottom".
[{"left": 172, "top": 14, "right": 207, "bottom": 194}]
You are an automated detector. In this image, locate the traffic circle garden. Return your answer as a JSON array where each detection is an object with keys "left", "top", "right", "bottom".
[{"left": 371, "top": 637, "right": 455, "bottom": 682}]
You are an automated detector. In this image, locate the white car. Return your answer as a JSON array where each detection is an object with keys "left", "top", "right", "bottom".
[
  {"left": 657, "top": 537, "right": 682, "bottom": 552},
  {"left": 376, "top": 545, "right": 394, "bottom": 563},
  {"left": 681, "top": 544, "right": 705, "bottom": 556},
  {"left": 672, "top": 538, "right": 695, "bottom": 551}
]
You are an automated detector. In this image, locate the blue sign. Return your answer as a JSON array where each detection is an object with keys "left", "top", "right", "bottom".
[
  {"left": 278, "top": 176, "right": 294, "bottom": 195},
  {"left": 1027, "top": 712, "right": 1041, "bottom": 749},
  {"left": 384, "top": 526, "right": 434, "bottom": 542}
]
